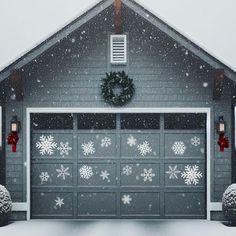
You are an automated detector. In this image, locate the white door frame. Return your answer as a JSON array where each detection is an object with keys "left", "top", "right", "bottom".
[{"left": 25, "top": 107, "right": 214, "bottom": 220}]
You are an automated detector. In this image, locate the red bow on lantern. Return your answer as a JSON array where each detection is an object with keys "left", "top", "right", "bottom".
[
  {"left": 218, "top": 133, "right": 229, "bottom": 152},
  {"left": 7, "top": 132, "right": 19, "bottom": 152}
]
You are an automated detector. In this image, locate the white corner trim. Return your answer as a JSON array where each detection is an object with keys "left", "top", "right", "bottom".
[
  {"left": 12, "top": 202, "right": 28, "bottom": 211},
  {"left": 25, "top": 107, "right": 213, "bottom": 220}
]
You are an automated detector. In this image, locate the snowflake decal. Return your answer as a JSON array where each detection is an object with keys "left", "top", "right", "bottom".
[
  {"left": 121, "top": 194, "right": 132, "bottom": 205},
  {"left": 57, "top": 142, "right": 72, "bottom": 157},
  {"left": 140, "top": 168, "right": 155, "bottom": 182},
  {"left": 39, "top": 172, "right": 50, "bottom": 182},
  {"left": 101, "top": 137, "right": 111, "bottom": 148},
  {"left": 165, "top": 165, "right": 181, "bottom": 179},
  {"left": 81, "top": 141, "right": 95, "bottom": 156},
  {"left": 100, "top": 170, "right": 110, "bottom": 181},
  {"left": 181, "top": 165, "right": 203, "bottom": 185},
  {"left": 191, "top": 136, "right": 201, "bottom": 147},
  {"left": 79, "top": 165, "right": 93, "bottom": 179},
  {"left": 55, "top": 197, "right": 64, "bottom": 208},
  {"left": 171, "top": 141, "right": 186, "bottom": 155},
  {"left": 36, "top": 135, "right": 57, "bottom": 155},
  {"left": 127, "top": 135, "right": 137, "bottom": 147},
  {"left": 122, "top": 165, "right": 132, "bottom": 176},
  {"left": 137, "top": 141, "right": 152, "bottom": 156},
  {"left": 56, "top": 165, "right": 71, "bottom": 180}
]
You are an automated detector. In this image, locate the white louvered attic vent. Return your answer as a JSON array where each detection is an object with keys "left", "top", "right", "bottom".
[{"left": 110, "top": 35, "right": 127, "bottom": 64}]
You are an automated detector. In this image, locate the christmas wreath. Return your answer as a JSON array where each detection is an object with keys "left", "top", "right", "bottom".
[{"left": 101, "top": 71, "right": 135, "bottom": 106}]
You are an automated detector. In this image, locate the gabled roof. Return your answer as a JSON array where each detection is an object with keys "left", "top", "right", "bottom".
[{"left": 0, "top": 0, "right": 235, "bottom": 82}]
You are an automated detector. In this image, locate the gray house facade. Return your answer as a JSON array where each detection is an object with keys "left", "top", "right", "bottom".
[{"left": 0, "top": 0, "right": 236, "bottom": 220}]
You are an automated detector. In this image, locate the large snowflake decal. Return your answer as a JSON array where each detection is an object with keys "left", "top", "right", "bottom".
[
  {"left": 81, "top": 141, "right": 95, "bottom": 156},
  {"left": 140, "top": 168, "right": 155, "bottom": 182},
  {"left": 39, "top": 172, "right": 50, "bottom": 182},
  {"left": 191, "top": 136, "right": 201, "bottom": 147},
  {"left": 121, "top": 194, "right": 132, "bottom": 205},
  {"left": 165, "top": 165, "right": 181, "bottom": 179},
  {"left": 101, "top": 137, "right": 111, "bottom": 148},
  {"left": 171, "top": 141, "right": 186, "bottom": 155},
  {"left": 36, "top": 135, "right": 57, "bottom": 155},
  {"left": 57, "top": 142, "right": 72, "bottom": 157},
  {"left": 127, "top": 135, "right": 137, "bottom": 147},
  {"left": 56, "top": 165, "right": 71, "bottom": 180},
  {"left": 79, "top": 165, "right": 93, "bottom": 179},
  {"left": 122, "top": 165, "right": 132, "bottom": 176},
  {"left": 137, "top": 141, "right": 152, "bottom": 156},
  {"left": 181, "top": 165, "right": 203, "bottom": 185}
]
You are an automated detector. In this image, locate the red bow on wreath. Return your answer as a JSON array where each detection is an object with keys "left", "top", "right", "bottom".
[
  {"left": 7, "top": 132, "right": 19, "bottom": 152},
  {"left": 218, "top": 133, "right": 229, "bottom": 152}
]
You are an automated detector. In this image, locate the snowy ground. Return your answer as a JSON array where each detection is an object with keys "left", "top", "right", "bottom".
[{"left": 0, "top": 220, "right": 236, "bottom": 236}]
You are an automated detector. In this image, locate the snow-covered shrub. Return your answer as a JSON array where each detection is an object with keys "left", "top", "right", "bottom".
[
  {"left": 0, "top": 185, "right": 12, "bottom": 214},
  {"left": 222, "top": 184, "right": 236, "bottom": 221}
]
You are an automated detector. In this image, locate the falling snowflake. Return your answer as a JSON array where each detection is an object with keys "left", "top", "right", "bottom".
[
  {"left": 36, "top": 135, "right": 57, "bottom": 155},
  {"left": 171, "top": 141, "right": 186, "bottom": 155},
  {"left": 165, "top": 165, "right": 181, "bottom": 179},
  {"left": 140, "top": 168, "right": 155, "bottom": 182},
  {"left": 137, "top": 141, "right": 152, "bottom": 156},
  {"left": 181, "top": 165, "right": 203, "bottom": 185},
  {"left": 56, "top": 165, "right": 71, "bottom": 180},
  {"left": 122, "top": 165, "right": 132, "bottom": 176},
  {"left": 81, "top": 141, "right": 95, "bottom": 156},
  {"left": 100, "top": 170, "right": 110, "bottom": 180},
  {"left": 127, "top": 135, "right": 137, "bottom": 147},
  {"left": 191, "top": 136, "right": 201, "bottom": 147},
  {"left": 121, "top": 194, "right": 132, "bottom": 205},
  {"left": 101, "top": 137, "right": 111, "bottom": 147},
  {"left": 79, "top": 165, "right": 93, "bottom": 179},
  {"left": 55, "top": 197, "right": 64, "bottom": 208},
  {"left": 57, "top": 142, "right": 72, "bottom": 157},
  {"left": 39, "top": 172, "right": 50, "bottom": 182}
]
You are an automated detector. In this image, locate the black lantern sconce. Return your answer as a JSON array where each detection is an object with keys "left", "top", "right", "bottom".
[
  {"left": 217, "top": 116, "right": 226, "bottom": 134},
  {"left": 10, "top": 115, "right": 20, "bottom": 133}
]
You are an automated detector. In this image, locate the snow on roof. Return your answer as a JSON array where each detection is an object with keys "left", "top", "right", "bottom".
[{"left": 0, "top": 0, "right": 235, "bottom": 72}]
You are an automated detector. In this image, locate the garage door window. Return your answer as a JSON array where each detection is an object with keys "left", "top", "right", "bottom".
[
  {"left": 164, "top": 113, "right": 206, "bottom": 129},
  {"left": 31, "top": 113, "right": 73, "bottom": 130},
  {"left": 121, "top": 113, "right": 160, "bottom": 129},
  {"left": 78, "top": 113, "right": 116, "bottom": 129}
]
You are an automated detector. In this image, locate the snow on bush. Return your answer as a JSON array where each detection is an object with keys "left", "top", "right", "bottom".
[
  {"left": 0, "top": 184, "right": 12, "bottom": 214},
  {"left": 222, "top": 183, "right": 236, "bottom": 219}
]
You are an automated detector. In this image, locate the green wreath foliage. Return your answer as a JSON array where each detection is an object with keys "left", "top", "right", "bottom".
[{"left": 101, "top": 71, "right": 135, "bottom": 106}]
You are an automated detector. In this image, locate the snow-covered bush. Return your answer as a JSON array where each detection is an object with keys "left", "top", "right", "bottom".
[
  {"left": 222, "top": 184, "right": 236, "bottom": 221},
  {"left": 0, "top": 184, "right": 12, "bottom": 214}
]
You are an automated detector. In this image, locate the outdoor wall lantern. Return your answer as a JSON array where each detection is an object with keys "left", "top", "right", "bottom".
[
  {"left": 217, "top": 116, "right": 229, "bottom": 152},
  {"left": 217, "top": 116, "right": 226, "bottom": 134},
  {"left": 7, "top": 116, "right": 20, "bottom": 152}
]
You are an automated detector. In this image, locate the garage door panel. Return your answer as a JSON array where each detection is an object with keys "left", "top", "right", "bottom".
[
  {"left": 32, "top": 133, "right": 73, "bottom": 158},
  {"left": 164, "top": 133, "right": 205, "bottom": 158},
  {"left": 78, "top": 163, "right": 117, "bottom": 186},
  {"left": 31, "top": 113, "right": 206, "bottom": 219},
  {"left": 121, "top": 163, "right": 160, "bottom": 186},
  {"left": 31, "top": 163, "right": 73, "bottom": 186},
  {"left": 121, "top": 133, "right": 160, "bottom": 158},
  {"left": 32, "top": 192, "right": 73, "bottom": 217},
  {"left": 164, "top": 163, "right": 205, "bottom": 187},
  {"left": 78, "top": 192, "right": 116, "bottom": 216},
  {"left": 78, "top": 133, "right": 117, "bottom": 158},
  {"left": 120, "top": 192, "right": 160, "bottom": 216},
  {"left": 164, "top": 192, "right": 205, "bottom": 217}
]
